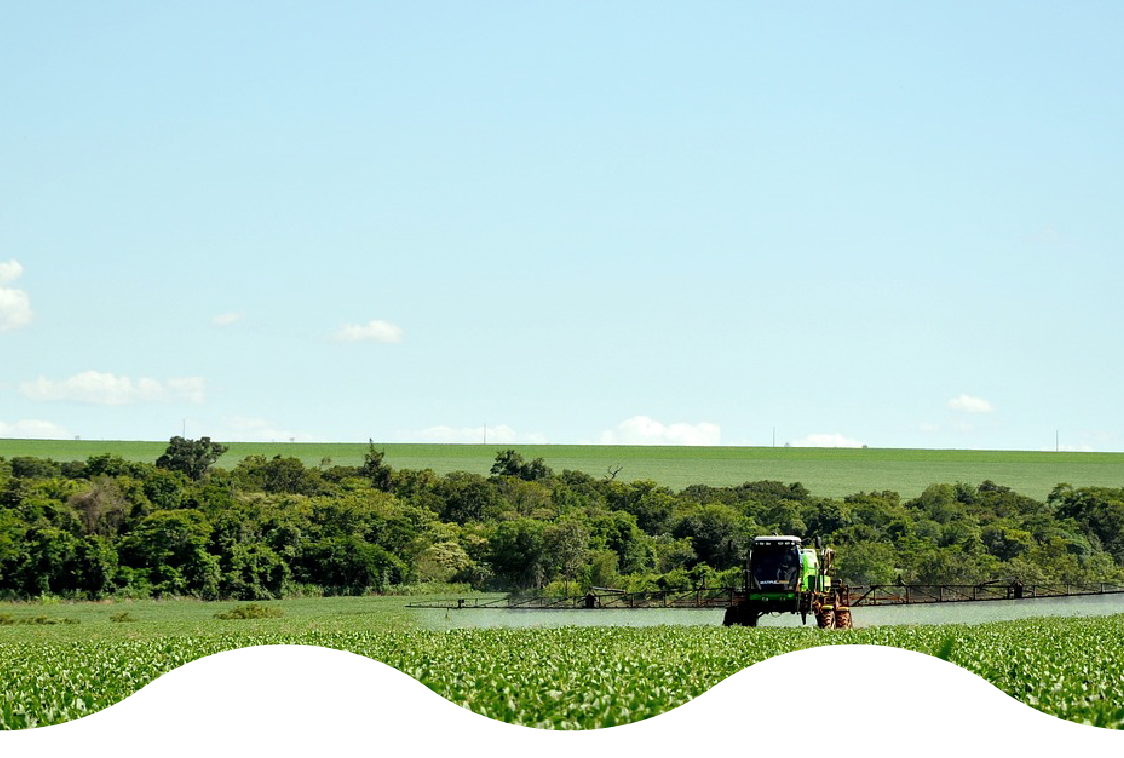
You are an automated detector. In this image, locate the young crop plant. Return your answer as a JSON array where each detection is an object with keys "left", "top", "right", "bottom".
[{"left": 5, "top": 613, "right": 1124, "bottom": 730}]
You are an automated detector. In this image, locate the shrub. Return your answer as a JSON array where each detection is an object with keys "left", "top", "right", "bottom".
[
  {"left": 214, "top": 603, "right": 284, "bottom": 620},
  {"left": 0, "top": 613, "right": 79, "bottom": 625}
]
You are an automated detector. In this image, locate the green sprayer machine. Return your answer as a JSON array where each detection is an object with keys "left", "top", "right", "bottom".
[{"left": 409, "top": 535, "right": 1124, "bottom": 628}]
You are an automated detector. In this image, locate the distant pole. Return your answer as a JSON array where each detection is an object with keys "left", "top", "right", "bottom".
[
  {"left": 483, "top": 423, "right": 487, "bottom": 445},
  {"left": 182, "top": 419, "right": 186, "bottom": 437},
  {"left": 1056, "top": 429, "right": 1059, "bottom": 452}
]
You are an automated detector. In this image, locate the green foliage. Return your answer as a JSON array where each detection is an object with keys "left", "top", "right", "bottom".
[
  {"left": 296, "top": 536, "right": 406, "bottom": 594},
  {"left": 234, "top": 455, "right": 324, "bottom": 496},
  {"left": 580, "top": 548, "right": 619, "bottom": 589},
  {"left": 606, "top": 480, "right": 676, "bottom": 534},
  {"left": 156, "top": 436, "right": 228, "bottom": 481},
  {"left": 0, "top": 613, "right": 79, "bottom": 626},
  {"left": 1051, "top": 485, "right": 1124, "bottom": 562},
  {"left": 435, "top": 473, "right": 501, "bottom": 525},
  {"left": 15, "top": 526, "right": 83, "bottom": 596},
  {"left": 414, "top": 541, "right": 475, "bottom": 583},
  {"left": 833, "top": 540, "right": 898, "bottom": 584},
  {"left": 118, "top": 510, "right": 220, "bottom": 597},
  {"left": 587, "top": 511, "right": 654, "bottom": 574},
  {"left": 490, "top": 450, "right": 553, "bottom": 482},
  {"left": 541, "top": 520, "right": 588, "bottom": 581},
  {"left": 487, "top": 518, "right": 545, "bottom": 588},
  {"left": 358, "top": 441, "right": 394, "bottom": 491},
  {"left": 213, "top": 603, "right": 284, "bottom": 620},
  {"left": 1, "top": 443, "right": 1124, "bottom": 600},
  {"left": 218, "top": 542, "right": 288, "bottom": 600},
  {"left": 672, "top": 502, "right": 748, "bottom": 570}
]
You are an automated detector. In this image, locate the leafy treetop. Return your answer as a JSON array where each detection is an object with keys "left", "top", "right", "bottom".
[{"left": 156, "top": 436, "right": 228, "bottom": 481}]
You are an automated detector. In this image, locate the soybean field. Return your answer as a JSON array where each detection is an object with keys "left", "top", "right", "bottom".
[{"left": 3, "top": 596, "right": 1124, "bottom": 730}]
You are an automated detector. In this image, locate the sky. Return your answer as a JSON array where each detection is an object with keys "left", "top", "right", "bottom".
[{"left": 1, "top": 3, "right": 1122, "bottom": 451}]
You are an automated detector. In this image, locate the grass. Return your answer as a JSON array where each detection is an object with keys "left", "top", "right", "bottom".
[
  {"left": 3, "top": 440, "right": 1124, "bottom": 499},
  {"left": 0, "top": 596, "right": 419, "bottom": 642}
]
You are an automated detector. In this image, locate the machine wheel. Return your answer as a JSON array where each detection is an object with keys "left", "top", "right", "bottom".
[
  {"left": 723, "top": 605, "right": 760, "bottom": 627},
  {"left": 835, "top": 609, "right": 853, "bottom": 629},
  {"left": 816, "top": 610, "right": 836, "bottom": 629}
]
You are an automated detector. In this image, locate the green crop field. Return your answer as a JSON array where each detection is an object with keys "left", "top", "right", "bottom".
[
  {"left": 1, "top": 596, "right": 1123, "bottom": 729},
  {"left": 3, "top": 439, "right": 1124, "bottom": 500}
]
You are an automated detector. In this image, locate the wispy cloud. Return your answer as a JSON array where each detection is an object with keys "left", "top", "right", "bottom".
[
  {"left": 789, "top": 432, "right": 865, "bottom": 448},
  {"left": 332, "top": 320, "right": 403, "bottom": 343},
  {"left": 0, "top": 259, "right": 32, "bottom": 333},
  {"left": 593, "top": 416, "right": 721, "bottom": 446},
  {"left": 20, "top": 371, "right": 206, "bottom": 405},
  {"left": 219, "top": 416, "right": 316, "bottom": 442},
  {"left": 0, "top": 419, "right": 71, "bottom": 439},
  {"left": 212, "top": 312, "right": 244, "bottom": 327},
  {"left": 165, "top": 377, "right": 206, "bottom": 404},
  {"left": 393, "top": 424, "right": 548, "bottom": 444},
  {"left": 948, "top": 394, "right": 994, "bottom": 413}
]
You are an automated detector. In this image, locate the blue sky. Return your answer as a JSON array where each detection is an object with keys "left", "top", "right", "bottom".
[{"left": 2, "top": 3, "right": 1122, "bottom": 451}]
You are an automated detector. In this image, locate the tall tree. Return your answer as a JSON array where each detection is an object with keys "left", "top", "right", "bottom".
[
  {"left": 490, "top": 450, "right": 553, "bottom": 482},
  {"left": 156, "top": 436, "right": 228, "bottom": 481},
  {"left": 358, "top": 440, "right": 393, "bottom": 492}
]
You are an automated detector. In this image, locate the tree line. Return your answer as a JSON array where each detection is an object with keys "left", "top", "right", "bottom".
[{"left": 1, "top": 437, "right": 1122, "bottom": 601}]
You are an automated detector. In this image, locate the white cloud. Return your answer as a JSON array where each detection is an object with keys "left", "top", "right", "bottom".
[
  {"left": 219, "top": 416, "right": 316, "bottom": 442},
  {"left": 0, "top": 419, "right": 71, "bottom": 439},
  {"left": 948, "top": 394, "right": 994, "bottom": 413},
  {"left": 0, "top": 259, "right": 32, "bottom": 333},
  {"left": 594, "top": 416, "right": 721, "bottom": 446},
  {"left": 332, "top": 320, "right": 403, "bottom": 344},
  {"left": 394, "top": 424, "right": 548, "bottom": 444},
  {"left": 212, "top": 312, "right": 244, "bottom": 327},
  {"left": 20, "top": 371, "right": 207, "bottom": 405},
  {"left": 0, "top": 260, "right": 23, "bottom": 285},
  {"left": 919, "top": 423, "right": 940, "bottom": 433},
  {"left": 789, "top": 433, "right": 865, "bottom": 448},
  {"left": 166, "top": 377, "right": 207, "bottom": 404}
]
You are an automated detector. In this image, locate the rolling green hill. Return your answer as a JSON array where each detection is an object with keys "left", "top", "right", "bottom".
[{"left": 2, "top": 439, "right": 1121, "bottom": 500}]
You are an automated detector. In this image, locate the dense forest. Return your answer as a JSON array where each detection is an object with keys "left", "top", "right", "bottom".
[{"left": 1, "top": 437, "right": 1123, "bottom": 601}]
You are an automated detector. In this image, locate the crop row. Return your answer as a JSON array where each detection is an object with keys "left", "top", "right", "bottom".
[{"left": 3, "top": 616, "right": 1124, "bottom": 730}]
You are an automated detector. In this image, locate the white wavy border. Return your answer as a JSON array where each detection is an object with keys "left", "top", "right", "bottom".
[{"left": 1, "top": 644, "right": 1121, "bottom": 756}]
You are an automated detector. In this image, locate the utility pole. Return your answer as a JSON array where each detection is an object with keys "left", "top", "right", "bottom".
[
  {"left": 483, "top": 423, "right": 487, "bottom": 445},
  {"left": 772, "top": 427, "right": 776, "bottom": 448}
]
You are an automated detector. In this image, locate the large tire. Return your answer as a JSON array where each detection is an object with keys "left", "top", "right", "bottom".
[
  {"left": 816, "top": 610, "right": 836, "bottom": 629},
  {"left": 723, "top": 605, "right": 760, "bottom": 627},
  {"left": 835, "top": 609, "right": 853, "bottom": 629}
]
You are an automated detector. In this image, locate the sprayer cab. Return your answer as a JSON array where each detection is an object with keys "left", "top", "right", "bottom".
[
  {"left": 722, "top": 535, "right": 843, "bottom": 627},
  {"left": 747, "top": 535, "right": 804, "bottom": 591}
]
